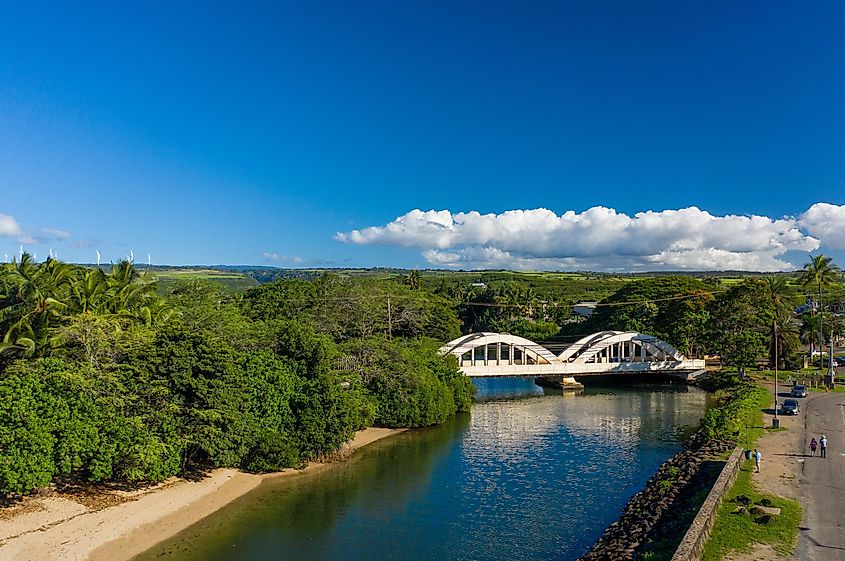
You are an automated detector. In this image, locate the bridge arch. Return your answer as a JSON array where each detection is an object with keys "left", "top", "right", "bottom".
[
  {"left": 439, "top": 331, "right": 703, "bottom": 378},
  {"left": 557, "top": 331, "right": 685, "bottom": 364},
  {"left": 439, "top": 332, "right": 560, "bottom": 369}
]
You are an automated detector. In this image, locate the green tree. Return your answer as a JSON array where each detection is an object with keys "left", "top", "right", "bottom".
[
  {"left": 800, "top": 254, "right": 841, "bottom": 367},
  {"left": 576, "top": 276, "right": 712, "bottom": 354},
  {"left": 405, "top": 270, "right": 423, "bottom": 291},
  {"left": 799, "top": 312, "right": 822, "bottom": 357},
  {"left": 707, "top": 280, "right": 772, "bottom": 369},
  {"left": 0, "top": 255, "right": 72, "bottom": 357},
  {"left": 771, "top": 310, "right": 801, "bottom": 369},
  {"left": 764, "top": 276, "right": 798, "bottom": 368},
  {"left": 0, "top": 367, "right": 56, "bottom": 495},
  {"left": 338, "top": 337, "right": 472, "bottom": 428}
]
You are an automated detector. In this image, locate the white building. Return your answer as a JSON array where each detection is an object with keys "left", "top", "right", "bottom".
[{"left": 572, "top": 301, "right": 597, "bottom": 318}]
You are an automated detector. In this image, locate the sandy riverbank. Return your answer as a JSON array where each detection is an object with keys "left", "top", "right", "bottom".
[{"left": 0, "top": 427, "right": 404, "bottom": 561}]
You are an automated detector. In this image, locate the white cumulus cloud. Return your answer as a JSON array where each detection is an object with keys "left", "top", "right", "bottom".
[
  {"left": 262, "top": 252, "right": 304, "bottom": 264},
  {"left": 1, "top": 213, "right": 73, "bottom": 246},
  {"left": 799, "top": 203, "right": 845, "bottom": 249},
  {"left": 43, "top": 228, "right": 72, "bottom": 240},
  {"left": 337, "top": 206, "right": 822, "bottom": 271},
  {"left": 0, "top": 213, "right": 23, "bottom": 239}
]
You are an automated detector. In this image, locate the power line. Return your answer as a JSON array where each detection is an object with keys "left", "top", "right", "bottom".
[
  {"left": 227, "top": 288, "right": 726, "bottom": 308},
  {"left": 457, "top": 289, "right": 725, "bottom": 309}
]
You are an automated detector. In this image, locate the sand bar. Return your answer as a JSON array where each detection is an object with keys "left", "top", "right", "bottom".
[{"left": 0, "top": 427, "right": 404, "bottom": 561}]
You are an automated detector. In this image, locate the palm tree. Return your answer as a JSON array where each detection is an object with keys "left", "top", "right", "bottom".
[
  {"left": 799, "top": 313, "right": 822, "bottom": 359},
  {"left": 771, "top": 309, "right": 799, "bottom": 369},
  {"left": 764, "top": 276, "right": 790, "bottom": 311},
  {"left": 405, "top": 270, "right": 423, "bottom": 291},
  {"left": 801, "top": 254, "right": 841, "bottom": 370},
  {"left": 764, "top": 276, "right": 792, "bottom": 368},
  {"left": 104, "top": 259, "right": 161, "bottom": 324},
  {"left": 801, "top": 254, "right": 840, "bottom": 304},
  {"left": 0, "top": 254, "right": 71, "bottom": 356},
  {"left": 68, "top": 268, "right": 109, "bottom": 314}
]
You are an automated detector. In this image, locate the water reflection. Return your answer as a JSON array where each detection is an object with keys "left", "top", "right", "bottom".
[{"left": 133, "top": 380, "right": 707, "bottom": 561}]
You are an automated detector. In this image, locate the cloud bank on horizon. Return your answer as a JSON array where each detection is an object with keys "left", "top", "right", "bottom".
[
  {"left": 0, "top": 213, "right": 73, "bottom": 247},
  {"left": 338, "top": 203, "right": 845, "bottom": 272}
]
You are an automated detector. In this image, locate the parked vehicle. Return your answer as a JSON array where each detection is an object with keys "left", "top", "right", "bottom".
[
  {"left": 781, "top": 399, "right": 800, "bottom": 415},
  {"left": 791, "top": 384, "right": 808, "bottom": 398},
  {"left": 812, "top": 357, "right": 845, "bottom": 367}
]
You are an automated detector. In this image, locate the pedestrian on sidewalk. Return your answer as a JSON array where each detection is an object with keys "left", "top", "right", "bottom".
[
  {"left": 810, "top": 437, "right": 818, "bottom": 456},
  {"left": 820, "top": 435, "right": 827, "bottom": 458},
  {"left": 754, "top": 449, "right": 762, "bottom": 472}
]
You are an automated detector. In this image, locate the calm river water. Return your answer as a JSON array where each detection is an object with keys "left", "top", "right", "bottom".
[{"left": 133, "top": 379, "right": 708, "bottom": 561}]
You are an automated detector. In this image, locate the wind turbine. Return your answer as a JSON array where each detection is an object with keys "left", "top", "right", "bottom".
[
  {"left": 49, "top": 248, "right": 53, "bottom": 260},
  {"left": 96, "top": 250, "right": 101, "bottom": 267},
  {"left": 129, "top": 249, "right": 134, "bottom": 262},
  {"left": 147, "top": 253, "right": 151, "bottom": 268},
  {"left": 19, "top": 245, "right": 23, "bottom": 260}
]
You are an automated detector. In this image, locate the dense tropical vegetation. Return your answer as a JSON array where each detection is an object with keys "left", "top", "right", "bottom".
[
  {"left": 1, "top": 253, "right": 842, "bottom": 498},
  {"left": 0, "top": 256, "right": 471, "bottom": 496}
]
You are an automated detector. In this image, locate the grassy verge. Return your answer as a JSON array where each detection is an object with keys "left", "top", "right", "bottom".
[
  {"left": 740, "top": 369, "right": 843, "bottom": 396},
  {"left": 699, "top": 372, "right": 771, "bottom": 456},
  {"left": 699, "top": 374, "right": 802, "bottom": 560},
  {"left": 808, "top": 385, "right": 845, "bottom": 393},
  {"left": 701, "top": 464, "right": 802, "bottom": 561}
]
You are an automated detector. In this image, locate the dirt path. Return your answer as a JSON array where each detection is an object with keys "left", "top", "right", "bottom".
[
  {"left": 726, "top": 382, "right": 845, "bottom": 561},
  {"left": 724, "top": 382, "right": 801, "bottom": 561}
]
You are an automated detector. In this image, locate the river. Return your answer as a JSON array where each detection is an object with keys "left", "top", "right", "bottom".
[{"left": 133, "top": 379, "right": 708, "bottom": 561}]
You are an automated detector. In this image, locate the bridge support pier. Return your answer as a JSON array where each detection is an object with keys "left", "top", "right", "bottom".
[
  {"left": 534, "top": 376, "right": 585, "bottom": 392},
  {"left": 664, "top": 369, "right": 706, "bottom": 382}
]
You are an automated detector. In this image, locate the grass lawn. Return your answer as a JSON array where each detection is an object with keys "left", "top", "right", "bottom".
[
  {"left": 748, "top": 369, "right": 843, "bottom": 392},
  {"left": 700, "top": 387, "right": 802, "bottom": 560},
  {"left": 152, "top": 269, "right": 260, "bottom": 294},
  {"left": 700, "top": 464, "right": 802, "bottom": 561},
  {"left": 807, "top": 384, "right": 845, "bottom": 392}
]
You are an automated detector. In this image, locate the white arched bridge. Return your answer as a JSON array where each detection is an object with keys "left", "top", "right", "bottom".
[{"left": 438, "top": 331, "right": 706, "bottom": 380}]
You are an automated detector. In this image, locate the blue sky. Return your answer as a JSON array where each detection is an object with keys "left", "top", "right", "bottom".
[{"left": 1, "top": 1, "right": 843, "bottom": 270}]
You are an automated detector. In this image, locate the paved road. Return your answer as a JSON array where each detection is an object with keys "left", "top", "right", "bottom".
[{"left": 795, "top": 391, "right": 845, "bottom": 561}]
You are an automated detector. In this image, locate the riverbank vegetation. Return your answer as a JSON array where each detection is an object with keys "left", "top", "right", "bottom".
[
  {"left": 698, "top": 371, "right": 772, "bottom": 444},
  {"left": 687, "top": 370, "right": 801, "bottom": 561},
  {"left": 0, "top": 257, "right": 471, "bottom": 497},
  {"left": 1, "top": 255, "right": 841, "bottom": 500},
  {"left": 696, "top": 374, "right": 802, "bottom": 561}
]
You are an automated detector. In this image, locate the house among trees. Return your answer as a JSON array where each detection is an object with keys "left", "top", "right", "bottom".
[
  {"left": 571, "top": 301, "right": 597, "bottom": 318},
  {"left": 828, "top": 300, "right": 845, "bottom": 316},
  {"left": 795, "top": 299, "right": 817, "bottom": 315}
]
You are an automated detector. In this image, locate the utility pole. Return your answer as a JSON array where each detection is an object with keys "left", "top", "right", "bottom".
[
  {"left": 773, "top": 321, "right": 779, "bottom": 427},
  {"left": 829, "top": 326, "right": 836, "bottom": 386},
  {"left": 387, "top": 294, "right": 393, "bottom": 339}
]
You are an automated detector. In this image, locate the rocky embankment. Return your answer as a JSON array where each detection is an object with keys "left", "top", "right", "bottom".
[{"left": 577, "top": 437, "right": 734, "bottom": 561}]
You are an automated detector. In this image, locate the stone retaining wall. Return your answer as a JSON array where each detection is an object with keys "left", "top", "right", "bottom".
[
  {"left": 577, "top": 439, "right": 734, "bottom": 561},
  {"left": 670, "top": 447, "right": 744, "bottom": 561}
]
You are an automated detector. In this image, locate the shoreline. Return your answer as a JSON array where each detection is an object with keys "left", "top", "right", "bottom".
[{"left": 0, "top": 427, "right": 405, "bottom": 561}]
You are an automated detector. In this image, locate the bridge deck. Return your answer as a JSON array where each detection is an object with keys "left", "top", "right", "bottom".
[{"left": 459, "top": 359, "right": 706, "bottom": 378}]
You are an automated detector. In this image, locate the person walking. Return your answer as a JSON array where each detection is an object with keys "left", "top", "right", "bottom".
[
  {"left": 820, "top": 435, "right": 828, "bottom": 458},
  {"left": 810, "top": 437, "right": 818, "bottom": 456},
  {"left": 754, "top": 449, "right": 762, "bottom": 472}
]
